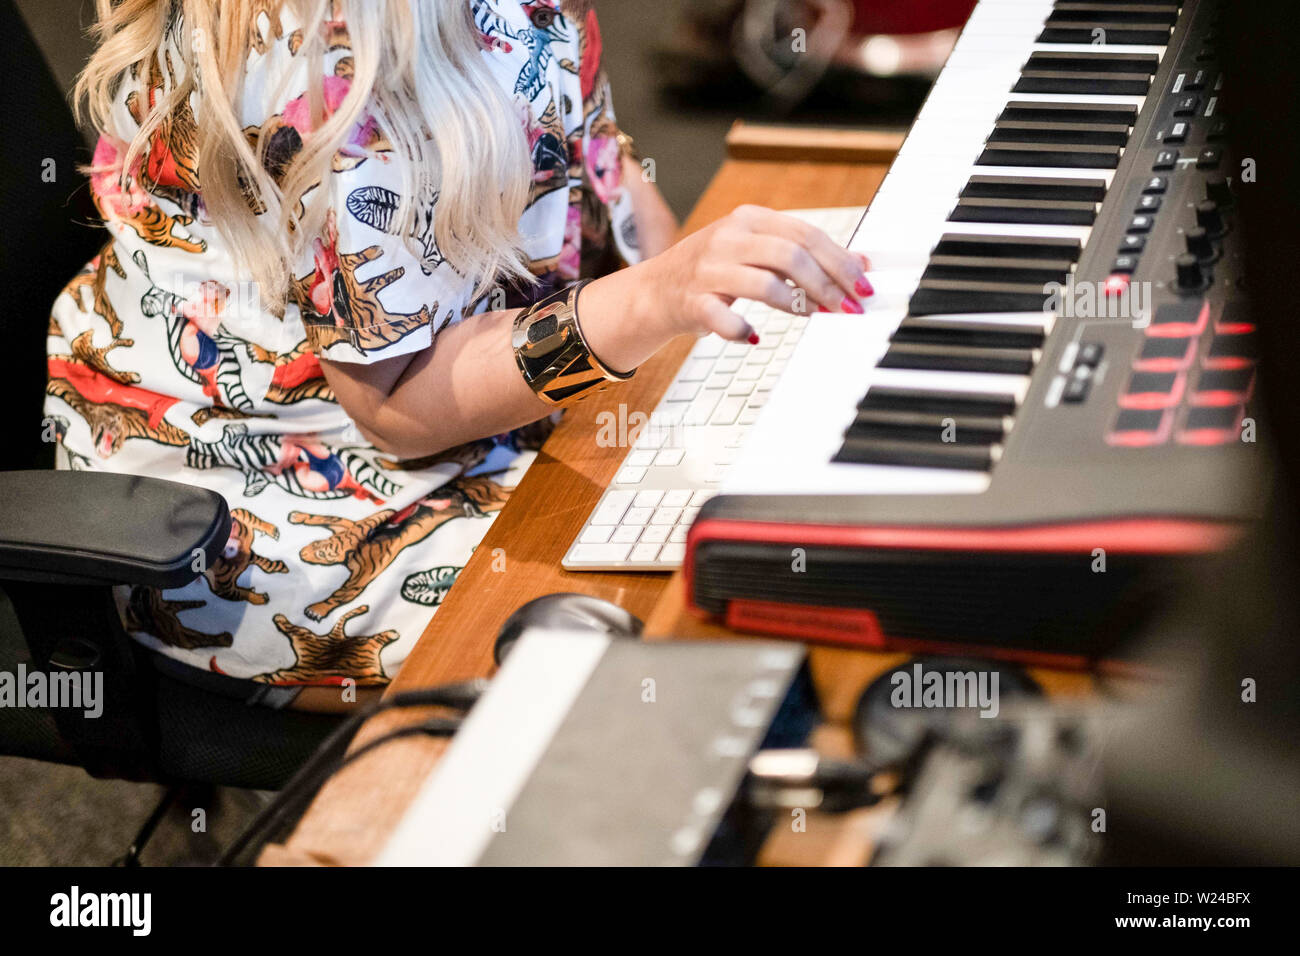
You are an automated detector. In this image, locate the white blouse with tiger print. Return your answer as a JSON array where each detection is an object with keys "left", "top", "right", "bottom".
[{"left": 45, "top": 0, "right": 638, "bottom": 687}]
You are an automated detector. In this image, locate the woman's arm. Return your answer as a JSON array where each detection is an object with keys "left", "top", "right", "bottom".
[
  {"left": 323, "top": 204, "right": 873, "bottom": 460},
  {"left": 622, "top": 154, "right": 679, "bottom": 258}
]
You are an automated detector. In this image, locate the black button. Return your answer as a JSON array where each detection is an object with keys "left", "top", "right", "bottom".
[
  {"left": 1127, "top": 371, "right": 1178, "bottom": 396},
  {"left": 1184, "top": 405, "right": 1240, "bottom": 431},
  {"left": 1120, "top": 234, "right": 1147, "bottom": 252},
  {"left": 1077, "top": 343, "right": 1104, "bottom": 368},
  {"left": 1173, "top": 96, "right": 1200, "bottom": 117},
  {"left": 1197, "top": 147, "right": 1223, "bottom": 169},
  {"left": 1153, "top": 150, "right": 1179, "bottom": 170},
  {"left": 1195, "top": 47, "right": 1215, "bottom": 63},
  {"left": 1137, "top": 194, "right": 1162, "bottom": 212},
  {"left": 1143, "top": 176, "right": 1168, "bottom": 194},
  {"left": 1115, "top": 408, "right": 1165, "bottom": 432},
  {"left": 1164, "top": 122, "right": 1189, "bottom": 145},
  {"left": 1128, "top": 215, "right": 1154, "bottom": 234},
  {"left": 1113, "top": 254, "right": 1139, "bottom": 273},
  {"left": 1063, "top": 373, "right": 1090, "bottom": 404},
  {"left": 1196, "top": 367, "right": 1254, "bottom": 397},
  {"left": 1139, "top": 337, "right": 1194, "bottom": 362},
  {"left": 1207, "top": 120, "right": 1228, "bottom": 141},
  {"left": 1185, "top": 70, "right": 1208, "bottom": 91}
]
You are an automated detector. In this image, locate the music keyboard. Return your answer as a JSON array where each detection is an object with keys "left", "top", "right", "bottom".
[{"left": 687, "top": 0, "right": 1260, "bottom": 664}]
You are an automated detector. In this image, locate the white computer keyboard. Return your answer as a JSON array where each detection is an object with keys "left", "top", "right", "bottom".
[{"left": 563, "top": 205, "right": 866, "bottom": 571}]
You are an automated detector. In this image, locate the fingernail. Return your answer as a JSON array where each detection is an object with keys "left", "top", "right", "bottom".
[
  {"left": 816, "top": 305, "right": 830, "bottom": 313},
  {"left": 840, "top": 296, "right": 864, "bottom": 315},
  {"left": 856, "top": 252, "right": 872, "bottom": 271},
  {"left": 854, "top": 276, "right": 874, "bottom": 298},
  {"left": 747, "top": 331, "right": 761, "bottom": 345}
]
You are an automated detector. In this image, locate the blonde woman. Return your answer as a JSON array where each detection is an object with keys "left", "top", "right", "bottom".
[{"left": 53, "top": 0, "right": 873, "bottom": 708}]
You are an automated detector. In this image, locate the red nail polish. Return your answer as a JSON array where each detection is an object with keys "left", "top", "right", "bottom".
[
  {"left": 854, "top": 276, "right": 874, "bottom": 298},
  {"left": 857, "top": 253, "right": 872, "bottom": 271},
  {"left": 747, "top": 332, "right": 760, "bottom": 345},
  {"left": 840, "top": 296, "right": 864, "bottom": 315},
  {"left": 816, "top": 305, "right": 830, "bottom": 313}
]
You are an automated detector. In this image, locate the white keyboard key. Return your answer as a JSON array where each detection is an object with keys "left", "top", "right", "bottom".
[
  {"left": 662, "top": 489, "right": 692, "bottom": 507},
  {"left": 591, "top": 490, "right": 634, "bottom": 525},
  {"left": 569, "top": 542, "right": 633, "bottom": 564},
  {"left": 705, "top": 374, "right": 731, "bottom": 390},
  {"left": 623, "top": 507, "right": 652, "bottom": 526},
  {"left": 615, "top": 466, "right": 647, "bottom": 485},
  {"left": 633, "top": 489, "right": 663, "bottom": 508},
  {"left": 738, "top": 408, "right": 762, "bottom": 426},
  {"left": 666, "top": 380, "right": 700, "bottom": 403},
  {"left": 690, "top": 490, "right": 715, "bottom": 506},
  {"left": 678, "top": 358, "right": 713, "bottom": 382},
  {"left": 736, "top": 367, "right": 762, "bottom": 382},
  {"left": 681, "top": 506, "right": 701, "bottom": 524},
  {"left": 654, "top": 448, "right": 685, "bottom": 467},
  {"left": 641, "top": 525, "right": 670, "bottom": 544},
  {"left": 660, "top": 543, "right": 687, "bottom": 564},
  {"left": 685, "top": 390, "right": 724, "bottom": 425},
  {"left": 711, "top": 396, "right": 746, "bottom": 424},
  {"left": 611, "top": 525, "right": 642, "bottom": 544},
  {"left": 626, "top": 449, "right": 657, "bottom": 468},
  {"left": 669, "top": 526, "right": 689, "bottom": 544},
  {"left": 631, "top": 542, "right": 662, "bottom": 563},
  {"left": 651, "top": 507, "right": 682, "bottom": 526},
  {"left": 727, "top": 380, "right": 756, "bottom": 396},
  {"left": 579, "top": 524, "right": 613, "bottom": 544},
  {"left": 716, "top": 358, "right": 742, "bottom": 374}
]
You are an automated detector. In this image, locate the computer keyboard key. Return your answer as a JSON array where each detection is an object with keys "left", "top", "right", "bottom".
[
  {"left": 611, "top": 526, "right": 641, "bottom": 544},
  {"left": 591, "top": 490, "right": 634, "bottom": 525},
  {"left": 569, "top": 543, "right": 633, "bottom": 564},
  {"left": 660, "top": 543, "right": 688, "bottom": 563},
  {"left": 630, "top": 543, "right": 662, "bottom": 563}
]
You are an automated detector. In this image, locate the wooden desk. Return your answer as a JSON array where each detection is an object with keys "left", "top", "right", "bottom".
[{"left": 262, "top": 131, "right": 1093, "bottom": 867}]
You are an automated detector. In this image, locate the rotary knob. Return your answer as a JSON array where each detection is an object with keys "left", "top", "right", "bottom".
[
  {"left": 1196, "top": 200, "right": 1226, "bottom": 237},
  {"left": 1185, "top": 226, "right": 1215, "bottom": 261},
  {"left": 1205, "top": 173, "right": 1234, "bottom": 207},
  {"left": 1175, "top": 253, "right": 1206, "bottom": 292}
]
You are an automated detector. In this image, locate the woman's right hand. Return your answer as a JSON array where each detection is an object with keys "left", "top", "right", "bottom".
[{"left": 637, "top": 203, "right": 874, "bottom": 343}]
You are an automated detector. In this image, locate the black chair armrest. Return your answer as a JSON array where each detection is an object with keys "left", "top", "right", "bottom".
[{"left": 0, "top": 471, "right": 230, "bottom": 586}]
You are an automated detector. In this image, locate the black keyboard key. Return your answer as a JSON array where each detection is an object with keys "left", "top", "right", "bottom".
[
  {"left": 845, "top": 409, "right": 1008, "bottom": 446},
  {"left": 999, "top": 101, "right": 1137, "bottom": 126},
  {"left": 950, "top": 197, "right": 1097, "bottom": 226},
  {"left": 989, "top": 119, "right": 1132, "bottom": 146},
  {"left": 880, "top": 343, "right": 1038, "bottom": 376},
  {"left": 1038, "top": 23, "right": 1175, "bottom": 45},
  {"left": 1048, "top": 4, "right": 1180, "bottom": 26},
  {"left": 978, "top": 141, "right": 1122, "bottom": 169},
  {"left": 858, "top": 387, "right": 1018, "bottom": 419},
  {"left": 960, "top": 175, "right": 1108, "bottom": 204},
  {"left": 1022, "top": 51, "right": 1160, "bottom": 74},
  {"left": 932, "top": 233, "right": 1081, "bottom": 261},
  {"left": 909, "top": 279, "right": 1052, "bottom": 316},
  {"left": 923, "top": 255, "right": 1073, "bottom": 284},
  {"left": 834, "top": 437, "right": 997, "bottom": 471},
  {"left": 1150, "top": 299, "right": 1208, "bottom": 334},
  {"left": 1013, "top": 70, "right": 1153, "bottom": 96},
  {"left": 893, "top": 316, "right": 1046, "bottom": 350}
]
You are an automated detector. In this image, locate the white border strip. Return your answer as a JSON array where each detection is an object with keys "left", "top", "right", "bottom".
[{"left": 374, "top": 630, "right": 610, "bottom": 866}]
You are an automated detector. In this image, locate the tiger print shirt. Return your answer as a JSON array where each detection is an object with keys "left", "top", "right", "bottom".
[{"left": 45, "top": 1, "right": 638, "bottom": 686}]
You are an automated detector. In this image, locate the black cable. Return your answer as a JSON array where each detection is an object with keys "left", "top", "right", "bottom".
[{"left": 216, "top": 680, "right": 486, "bottom": 867}]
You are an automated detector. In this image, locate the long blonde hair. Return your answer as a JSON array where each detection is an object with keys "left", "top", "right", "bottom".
[{"left": 75, "top": 0, "right": 534, "bottom": 310}]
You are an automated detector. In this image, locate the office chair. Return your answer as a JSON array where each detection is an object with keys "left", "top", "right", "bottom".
[{"left": 0, "top": 0, "right": 342, "bottom": 861}]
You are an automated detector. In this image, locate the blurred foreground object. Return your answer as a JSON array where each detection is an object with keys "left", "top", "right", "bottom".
[{"left": 656, "top": 0, "right": 977, "bottom": 119}]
